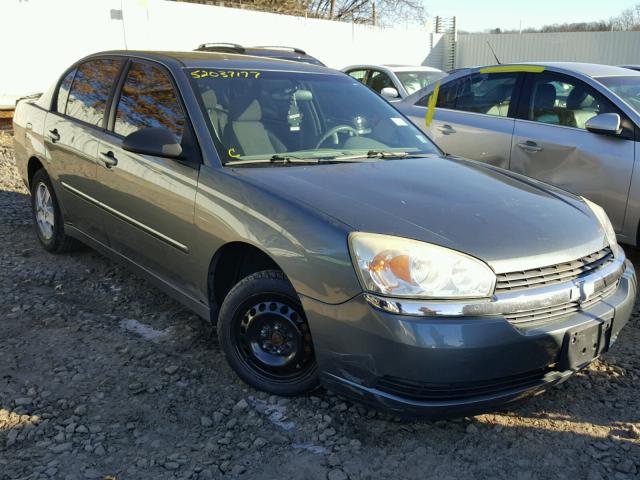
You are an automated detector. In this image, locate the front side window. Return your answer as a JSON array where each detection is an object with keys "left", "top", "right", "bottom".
[
  {"left": 66, "top": 59, "right": 124, "bottom": 126},
  {"left": 114, "top": 62, "right": 185, "bottom": 141},
  {"left": 437, "top": 72, "right": 518, "bottom": 117},
  {"left": 367, "top": 71, "right": 395, "bottom": 94},
  {"left": 596, "top": 76, "right": 640, "bottom": 115},
  {"left": 56, "top": 69, "right": 75, "bottom": 114},
  {"left": 528, "top": 73, "right": 615, "bottom": 129},
  {"left": 188, "top": 69, "right": 439, "bottom": 164}
]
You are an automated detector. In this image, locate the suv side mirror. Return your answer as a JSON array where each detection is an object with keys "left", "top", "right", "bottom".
[
  {"left": 122, "top": 127, "right": 183, "bottom": 158},
  {"left": 381, "top": 87, "right": 400, "bottom": 100},
  {"left": 585, "top": 113, "right": 622, "bottom": 136}
]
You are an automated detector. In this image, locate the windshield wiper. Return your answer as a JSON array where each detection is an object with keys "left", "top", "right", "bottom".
[
  {"left": 329, "top": 151, "right": 434, "bottom": 161},
  {"left": 226, "top": 154, "right": 319, "bottom": 166},
  {"left": 226, "top": 151, "right": 435, "bottom": 166}
]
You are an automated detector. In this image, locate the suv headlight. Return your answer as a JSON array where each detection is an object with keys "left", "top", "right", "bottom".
[
  {"left": 349, "top": 233, "right": 496, "bottom": 298},
  {"left": 582, "top": 198, "right": 621, "bottom": 258}
]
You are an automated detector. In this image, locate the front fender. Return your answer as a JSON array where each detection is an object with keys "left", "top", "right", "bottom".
[{"left": 193, "top": 165, "right": 362, "bottom": 305}]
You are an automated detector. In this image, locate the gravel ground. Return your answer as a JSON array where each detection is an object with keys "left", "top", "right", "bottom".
[{"left": 1, "top": 130, "right": 639, "bottom": 480}]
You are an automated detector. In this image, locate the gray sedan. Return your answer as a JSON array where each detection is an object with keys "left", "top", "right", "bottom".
[
  {"left": 397, "top": 63, "right": 640, "bottom": 246},
  {"left": 13, "top": 52, "right": 636, "bottom": 417}
]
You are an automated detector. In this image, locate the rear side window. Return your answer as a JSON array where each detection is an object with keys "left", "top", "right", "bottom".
[
  {"left": 347, "top": 70, "right": 368, "bottom": 83},
  {"left": 56, "top": 69, "right": 75, "bottom": 114},
  {"left": 114, "top": 62, "right": 185, "bottom": 141},
  {"left": 437, "top": 73, "right": 518, "bottom": 117},
  {"left": 66, "top": 59, "right": 124, "bottom": 126}
]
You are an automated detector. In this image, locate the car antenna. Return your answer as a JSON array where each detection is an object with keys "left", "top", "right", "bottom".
[{"left": 486, "top": 41, "right": 501, "bottom": 64}]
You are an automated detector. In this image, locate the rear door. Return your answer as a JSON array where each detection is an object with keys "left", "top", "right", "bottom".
[
  {"left": 402, "top": 71, "right": 522, "bottom": 169},
  {"left": 94, "top": 60, "right": 202, "bottom": 297},
  {"left": 510, "top": 71, "right": 635, "bottom": 232},
  {"left": 43, "top": 58, "right": 124, "bottom": 243}
]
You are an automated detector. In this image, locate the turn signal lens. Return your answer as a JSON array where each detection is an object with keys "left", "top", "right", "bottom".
[{"left": 582, "top": 198, "right": 621, "bottom": 258}]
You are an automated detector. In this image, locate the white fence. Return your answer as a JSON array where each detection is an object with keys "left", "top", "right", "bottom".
[
  {"left": 455, "top": 31, "right": 640, "bottom": 69},
  {"left": 1, "top": 0, "right": 434, "bottom": 107}
]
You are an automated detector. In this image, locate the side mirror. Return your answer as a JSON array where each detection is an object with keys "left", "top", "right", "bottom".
[
  {"left": 381, "top": 87, "right": 400, "bottom": 100},
  {"left": 585, "top": 113, "right": 622, "bottom": 136},
  {"left": 122, "top": 127, "right": 183, "bottom": 158}
]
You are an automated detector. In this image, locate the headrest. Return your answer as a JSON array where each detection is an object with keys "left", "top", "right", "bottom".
[
  {"left": 566, "top": 87, "right": 589, "bottom": 109},
  {"left": 232, "top": 98, "right": 262, "bottom": 122},
  {"left": 201, "top": 89, "right": 218, "bottom": 109},
  {"left": 533, "top": 84, "right": 556, "bottom": 110}
]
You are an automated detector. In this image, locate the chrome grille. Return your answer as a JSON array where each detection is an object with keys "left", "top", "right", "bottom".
[
  {"left": 505, "top": 281, "right": 619, "bottom": 326},
  {"left": 496, "top": 247, "right": 614, "bottom": 293}
]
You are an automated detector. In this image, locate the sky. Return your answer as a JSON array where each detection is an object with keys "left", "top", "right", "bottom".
[{"left": 424, "top": 0, "right": 639, "bottom": 32}]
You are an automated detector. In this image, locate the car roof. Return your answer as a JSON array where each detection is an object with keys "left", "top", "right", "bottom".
[
  {"left": 88, "top": 50, "right": 336, "bottom": 73},
  {"left": 343, "top": 64, "right": 443, "bottom": 73},
  {"left": 463, "top": 62, "right": 640, "bottom": 79}
]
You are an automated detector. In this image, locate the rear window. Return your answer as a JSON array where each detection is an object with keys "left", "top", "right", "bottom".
[{"left": 65, "top": 59, "right": 124, "bottom": 126}]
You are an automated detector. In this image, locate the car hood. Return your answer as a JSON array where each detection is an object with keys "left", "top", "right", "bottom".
[{"left": 232, "top": 156, "right": 609, "bottom": 273}]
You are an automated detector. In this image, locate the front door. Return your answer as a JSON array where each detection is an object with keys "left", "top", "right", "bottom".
[
  {"left": 510, "top": 71, "right": 635, "bottom": 232},
  {"left": 94, "top": 60, "right": 202, "bottom": 299}
]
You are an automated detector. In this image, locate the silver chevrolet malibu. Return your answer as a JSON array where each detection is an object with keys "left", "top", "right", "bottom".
[
  {"left": 12, "top": 51, "right": 637, "bottom": 417},
  {"left": 397, "top": 62, "right": 640, "bottom": 247}
]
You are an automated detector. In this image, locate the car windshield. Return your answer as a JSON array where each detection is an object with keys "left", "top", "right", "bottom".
[
  {"left": 599, "top": 76, "right": 640, "bottom": 113},
  {"left": 187, "top": 68, "right": 439, "bottom": 165},
  {"left": 395, "top": 71, "right": 446, "bottom": 95}
]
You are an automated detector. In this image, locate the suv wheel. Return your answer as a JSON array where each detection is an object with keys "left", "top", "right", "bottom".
[
  {"left": 217, "top": 270, "right": 319, "bottom": 396},
  {"left": 30, "top": 169, "right": 81, "bottom": 253}
]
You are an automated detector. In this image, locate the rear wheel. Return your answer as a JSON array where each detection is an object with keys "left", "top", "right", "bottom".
[
  {"left": 30, "top": 169, "right": 81, "bottom": 253},
  {"left": 217, "top": 270, "right": 319, "bottom": 396}
]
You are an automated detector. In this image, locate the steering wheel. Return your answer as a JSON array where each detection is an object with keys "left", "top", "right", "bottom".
[{"left": 315, "top": 125, "right": 359, "bottom": 149}]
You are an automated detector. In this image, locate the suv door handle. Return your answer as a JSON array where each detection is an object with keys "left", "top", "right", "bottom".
[
  {"left": 437, "top": 124, "right": 456, "bottom": 135},
  {"left": 47, "top": 129, "right": 60, "bottom": 143},
  {"left": 99, "top": 151, "right": 118, "bottom": 168},
  {"left": 517, "top": 141, "right": 543, "bottom": 153}
]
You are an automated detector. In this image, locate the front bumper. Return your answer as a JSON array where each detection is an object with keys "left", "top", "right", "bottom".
[{"left": 302, "top": 260, "right": 636, "bottom": 418}]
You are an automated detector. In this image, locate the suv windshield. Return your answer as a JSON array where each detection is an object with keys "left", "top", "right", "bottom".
[
  {"left": 396, "top": 71, "right": 446, "bottom": 95},
  {"left": 599, "top": 76, "right": 640, "bottom": 113},
  {"left": 187, "top": 69, "right": 439, "bottom": 165}
]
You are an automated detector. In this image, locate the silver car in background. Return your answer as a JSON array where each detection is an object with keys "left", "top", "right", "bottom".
[
  {"left": 397, "top": 63, "right": 640, "bottom": 246},
  {"left": 343, "top": 64, "right": 446, "bottom": 101}
]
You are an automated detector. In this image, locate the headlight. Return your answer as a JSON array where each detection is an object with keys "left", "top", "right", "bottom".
[
  {"left": 349, "top": 233, "right": 496, "bottom": 298},
  {"left": 582, "top": 197, "right": 621, "bottom": 258}
]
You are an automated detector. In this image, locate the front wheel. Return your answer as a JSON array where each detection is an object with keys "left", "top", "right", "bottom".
[{"left": 217, "top": 270, "right": 319, "bottom": 396}]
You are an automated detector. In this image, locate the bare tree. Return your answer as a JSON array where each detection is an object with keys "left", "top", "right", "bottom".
[{"left": 176, "top": 0, "right": 425, "bottom": 26}]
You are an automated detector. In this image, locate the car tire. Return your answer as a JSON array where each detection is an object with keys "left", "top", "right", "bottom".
[
  {"left": 30, "top": 169, "right": 81, "bottom": 253},
  {"left": 217, "top": 270, "right": 320, "bottom": 396}
]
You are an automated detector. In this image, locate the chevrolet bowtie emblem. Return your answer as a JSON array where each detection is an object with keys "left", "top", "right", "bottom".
[{"left": 572, "top": 279, "right": 596, "bottom": 303}]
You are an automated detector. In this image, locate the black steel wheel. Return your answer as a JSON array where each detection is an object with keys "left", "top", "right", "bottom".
[{"left": 217, "top": 270, "right": 319, "bottom": 395}]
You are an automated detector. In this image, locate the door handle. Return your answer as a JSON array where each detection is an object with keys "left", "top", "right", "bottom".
[
  {"left": 517, "top": 141, "right": 543, "bottom": 153},
  {"left": 47, "top": 129, "right": 60, "bottom": 143},
  {"left": 99, "top": 151, "right": 118, "bottom": 168},
  {"left": 437, "top": 124, "right": 456, "bottom": 135}
]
